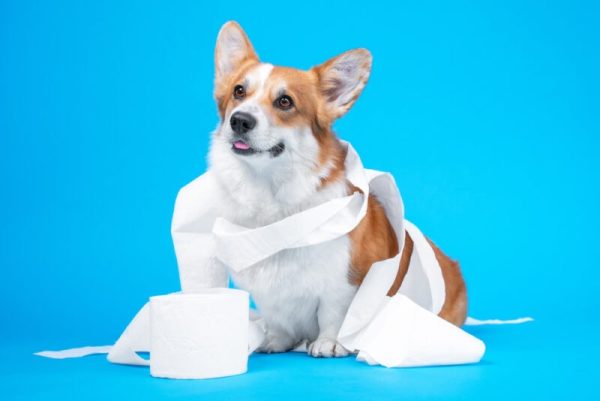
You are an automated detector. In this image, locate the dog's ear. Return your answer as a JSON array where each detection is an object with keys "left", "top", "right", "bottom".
[
  {"left": 312, "top": 49, "right": 372, "bottom": 120},
  {"left": 215, "top": 21, "right": 258, "bottom": 90}
]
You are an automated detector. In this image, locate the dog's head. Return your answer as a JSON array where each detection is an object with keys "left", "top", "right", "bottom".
[{"left": 210, "top": 21, "right": 371, "bottom": 180}]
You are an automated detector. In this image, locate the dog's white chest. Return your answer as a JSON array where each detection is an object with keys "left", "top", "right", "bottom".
[{"left": 230, "top": 235, "right": 353, "bottom": 342}]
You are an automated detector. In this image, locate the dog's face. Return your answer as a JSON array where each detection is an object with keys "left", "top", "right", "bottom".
[{"left": 210, "top": 22, "right": 372, "bottom": 174}]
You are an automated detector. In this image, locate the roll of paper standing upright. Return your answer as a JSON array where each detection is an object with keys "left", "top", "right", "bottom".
[{"left": 149, "top": 289, "right": 249, "bottom": 379}]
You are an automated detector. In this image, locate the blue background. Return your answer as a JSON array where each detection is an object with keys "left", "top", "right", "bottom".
[{"left": 1, "top": 1, "right": 598, "bottom": 400}]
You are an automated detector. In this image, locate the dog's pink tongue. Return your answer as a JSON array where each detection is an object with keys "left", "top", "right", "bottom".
[{"left": 233, "top": 140, "right": 251, "bottom": 150}]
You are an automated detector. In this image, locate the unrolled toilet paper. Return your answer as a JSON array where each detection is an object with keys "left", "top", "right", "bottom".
[
  {"left": 149, "top": 290, "right": 249, "bottom": 379},
  {"left": 34, "top": 140, "right": 532, "bottom": 373}
]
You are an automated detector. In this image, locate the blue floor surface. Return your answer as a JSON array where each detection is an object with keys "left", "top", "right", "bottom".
[{"left": 2, "top": 320, "right": 597, "bottom": 401}]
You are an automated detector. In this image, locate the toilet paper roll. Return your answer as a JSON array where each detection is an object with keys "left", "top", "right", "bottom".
[{"left": 149, "top": 289, "right": 249, "bottom": 379}]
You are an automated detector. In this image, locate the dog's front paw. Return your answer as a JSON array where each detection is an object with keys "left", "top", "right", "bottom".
[{"left": 308, "top": 337, "right": 349, "bottom": 358}]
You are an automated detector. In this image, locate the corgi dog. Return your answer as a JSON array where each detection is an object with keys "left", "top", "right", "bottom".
[{"left": 208, "top": 21, "right": 467, "bottom": 357}]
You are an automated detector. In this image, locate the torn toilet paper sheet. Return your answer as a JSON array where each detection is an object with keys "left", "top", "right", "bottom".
[
  {"left": 34, "top": 346, "right": 113, "bottom": 359},
  {"left": 464, "top": 317, "right": 534, "bottom": 326},
  {"left": 36, "top": 140, "right": 532, "bottom": 368}
]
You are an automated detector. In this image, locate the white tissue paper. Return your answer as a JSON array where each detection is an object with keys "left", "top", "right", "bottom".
[{"left": 36, "top": 140, "right": 531, "bottom": 373}]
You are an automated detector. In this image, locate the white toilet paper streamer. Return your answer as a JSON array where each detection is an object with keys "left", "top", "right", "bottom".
[
  {"left": 35, "top": 141, "right": 532, "bottom": 369},
  {"left": 464, "top": 317, "right": 534, "bottom": 325},
  {"left": 33, "top": 313, "right": 531, "bottom": 362}
]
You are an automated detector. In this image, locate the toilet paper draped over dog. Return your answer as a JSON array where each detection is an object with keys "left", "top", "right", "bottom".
[{"left": 107, "top": 141, "right": 485, "bottom": 368}]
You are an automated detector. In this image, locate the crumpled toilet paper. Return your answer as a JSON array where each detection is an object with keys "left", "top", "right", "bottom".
[
  {"left": 36, "top": 140, "right": 531, "bottom": 373},
  {"left": 355, "top": 295, "right": 485, "bottom": 367}
]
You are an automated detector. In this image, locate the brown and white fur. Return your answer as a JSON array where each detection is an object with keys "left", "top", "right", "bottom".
[{"left": 208, "top": 21, "right": 467, "bottom": 357}]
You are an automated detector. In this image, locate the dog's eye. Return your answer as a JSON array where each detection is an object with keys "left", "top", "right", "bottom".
[
  {"left": 233, "top": 85, "right": 246, "bottom": 99},
  {"left": 275, "top": 95, "right": 294, "bottom": 110}
]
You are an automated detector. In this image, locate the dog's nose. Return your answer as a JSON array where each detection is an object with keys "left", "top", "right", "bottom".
[{"left": 230, "top": 112, "right": 256, "bottom": 135}]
